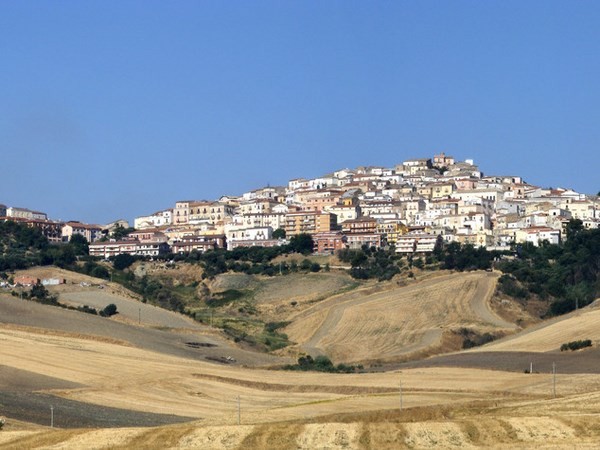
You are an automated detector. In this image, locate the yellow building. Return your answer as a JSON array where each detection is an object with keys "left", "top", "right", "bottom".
[{"left": 284, "top": 212, "right": 337, "bottom": 236}]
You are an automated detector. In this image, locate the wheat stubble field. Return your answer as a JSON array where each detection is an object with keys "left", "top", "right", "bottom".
[
  {"left": 1, "top": 271, "right": 600, "bottom": 448},
  {"left": 285, "top": 271, "right": 516, "bottom": 363}
]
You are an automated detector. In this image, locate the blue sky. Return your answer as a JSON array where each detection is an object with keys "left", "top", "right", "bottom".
[{"left": 1, "top": 1, "right": 599, "bottom": 224}]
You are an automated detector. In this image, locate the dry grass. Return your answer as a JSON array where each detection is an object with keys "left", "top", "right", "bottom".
[
  {"left": 285, "top": 271, "right": 514, "bottom": 363},
  {"left": 0, "top": 322, "right": 134, "bottom": 347},
  {"left": 3, "top": 269, "right": 600, "bottom": 448},
  {"left": 3, "top": 415, "right": 600, "bottom": 449},
  {"left": 0, "top": 429, "right": 88, "bottom": 450},
  {"left": 475, "top": 303, "right": 600, "bottom": 353},
  {"left": 13, "top": 266, "right": 140, "bottom": 300},
  {"left": 240, "top": 423, "right": 305, "bottom": 450}
]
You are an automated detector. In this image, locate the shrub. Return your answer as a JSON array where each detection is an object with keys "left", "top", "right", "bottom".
[
  {"left": 205, "top": 289, "right": 245, "bottom": 307},
  {"left": 77, "top": 305, "right": 98, "bottom": 315},
  {"left": 90, "top": 266, "right": 110, "bottom": 280},
  {"left": 498, "top": 274, "right": 529, "bottom": 299},
  {"left": 100, "top": 303, "right": 118, "bottom": 317},
  {"left": 264, "top": 321, "right": 290, "bottom": 333},
  {"left": 283, "top": 355, "right": 362, "bottom": 373},
  {"left": 300, "top": 259, "right": 312, "bottom": 271},
  {"left": 560, "top": 339, "right": 592, "bottom": 351}
]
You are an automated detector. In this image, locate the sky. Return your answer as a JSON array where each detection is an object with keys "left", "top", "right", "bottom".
[{"left": 1, "top": 1, "right": 599, "bottom": 224}]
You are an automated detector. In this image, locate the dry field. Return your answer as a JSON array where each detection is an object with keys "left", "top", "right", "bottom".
[
  {"left": 471, "top": 299, "right": 600, "bottom": 353},
  {"left": 1, "top": 322, "right": 600, "bottom": 448},
  {"left": 285, "top": 271, "right": 516, "bottom": 363},
  {"left": 210, "top": 271, "right": 357, "bottom": 303},
  {"left": 2, "top": 269, "right": 600, "bottom": 448}
]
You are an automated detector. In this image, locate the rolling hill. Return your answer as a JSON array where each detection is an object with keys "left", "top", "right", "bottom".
[
  {"left": 1, "top": 267, "right": 600, "bottom": 448},
  {"left": 285, "top": 271, "right": 516, "bottom": 363}
]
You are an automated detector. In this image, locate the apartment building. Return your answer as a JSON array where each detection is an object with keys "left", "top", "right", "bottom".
[
  {"left": 225, "top": 226, "right": 273, "bottom": 250},
  {"left": 62, "top": 221, "right": 103, "bottom": 243},
  {"left": 395, "top": 232, "right": 439, "bottom": 254},
  {"left": 284, "top": 211, "right": 336, "bottom": 236},
  {"left": 295, "top": 189, "right": 343, "bottom": 212},
  {"left": 189, "top": 201, "right": 234, "bottom": 225},
  {"left": 312, "top": 231, "right": 347, "bottom": 254},
  {"left": 170, "top": 235, "right": 226, "bottom": 254},
  {"left": 89, "top": 240, "right": 170, "bottom": 258},
  {"left": 4, "top": 217, "right": 63, "bottom": 243},
  {"left": 134, "top": 209, "right": 172, "bottom": 229},
  {"left": 7, "top": 207, "right": 47, "bottom": 220}
]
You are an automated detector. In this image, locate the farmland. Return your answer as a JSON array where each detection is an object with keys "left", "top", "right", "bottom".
[
  {"left": 285, "top": 271, "right": 516, "bottom": 363},
  {"left": 1, "top": 267, "right": 599, "bottom": 448}
]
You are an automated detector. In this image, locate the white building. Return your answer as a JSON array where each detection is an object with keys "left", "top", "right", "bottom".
[
  {"left": 225, "top": 225, "right": 274, "bottom": 250},
  {"left": 134, "top": 209, "right": 173, "bottom": 229},
  {"left": 395, "top": 232, "right": 439, "bottom": 254}
]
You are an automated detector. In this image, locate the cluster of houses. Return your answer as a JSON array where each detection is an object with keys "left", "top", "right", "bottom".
[
  {"left": 0, "top": 205, "right": 127, "bottom": 249},
  {"left": 3, "top": 153, "right": 599, "bottom": 258}
]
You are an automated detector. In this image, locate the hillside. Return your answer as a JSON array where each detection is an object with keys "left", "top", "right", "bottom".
[
  {"left": 473, "top": 299, "right": 600, "bottom": 353},
  {"left": 285, "top": 271, "right": 516, "bottom": 364},
  {"left": 2, "top": 265, "right": 600, "bottom": 449},
  {"left": 1, "top": 318, "right": 600, "bottom": 448}
]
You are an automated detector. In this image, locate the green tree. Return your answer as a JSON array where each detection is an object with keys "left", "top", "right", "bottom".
[
  {"left": 111, "top": 225, "right": 134, "bottom": 241},
  {"left": 113, "top": 253, "right": 136, "bottom": 271},
  {"left": 90, "top": 265, "right": 110, "bottom": 279},
  {"left": 272, "top": 228, "right": 286, "bottom": 239},
  {"left": 30, "top": 282, "right": 49, "bottom": 300},
  {"left": 433, "top": 235, "right": 444, "bottom": 259},
  {"left": 69, "top": 234, "right": 89, "bottom": 255},
  {"left": 566, "top": 218, "right": 584, "bottom": 240},
  {"left": 288, "top": 233, "right": 314, "bottom": 255}
]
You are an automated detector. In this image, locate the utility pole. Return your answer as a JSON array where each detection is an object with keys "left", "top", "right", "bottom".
[
  {"left": 50, "top": 405, "right": 54, "bottom": 428},
  {"left": 138, "top": 307, "right": 141, "bottom": 325},
  {"left": 237, "top": 395, "right": 241, "bottom": 425},
  {"left": 552, "top": 362, "right": 556, "bottom": 398},
  {"left": 530, "top": 362, "right": 533, "bottom": 374},
  {"left": 399, "top": 380, "right": 403, "bottom": 411}
]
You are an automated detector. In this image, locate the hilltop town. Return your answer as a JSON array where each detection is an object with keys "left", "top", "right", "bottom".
[{"left": 2, "top": 153, "right": 598, "bottom": 257}]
